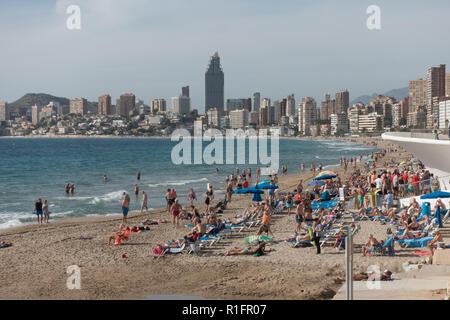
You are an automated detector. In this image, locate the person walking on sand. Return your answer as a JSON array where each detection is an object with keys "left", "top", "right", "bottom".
[
  {"left": 311, "top": 163, "right": 316, "bottom": 177},
  {"left": 188, "top": 188, "right": 196, "bottom": 206},
  {"left": 226, "top": 181, "right": 233, "bottom": 202},
  {"left": 43, "top": 199, "right": 50, "bottom": 224},
  {"left": 121, "top": 192, "right": 130, "bottom": 224},
  {"left": 34, "top": 198, "right": 43, "bottom": 224},
  {"left": 141, "top": 191, "right": 148, "bottom": 212},
  {"left": 171, "top": 199, "right": 182, "bottom": 226}
]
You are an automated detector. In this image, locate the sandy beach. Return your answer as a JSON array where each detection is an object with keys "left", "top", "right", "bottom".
[{"left": 0, "top": 136, "right": 428, "bottom": 300}]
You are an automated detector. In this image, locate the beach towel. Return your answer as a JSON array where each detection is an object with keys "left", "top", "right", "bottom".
[
  {"left": 244, "top": 235, "right": 273, "bottom": 244},
  {"left": 311, "top": 199, "right": 338, "bottom": 210},
  {"left": 396, "top": 236, "right": 434, "bottom": 248},
  {"left": 413, "top": 251, "right": 432, "bottom": 256}
]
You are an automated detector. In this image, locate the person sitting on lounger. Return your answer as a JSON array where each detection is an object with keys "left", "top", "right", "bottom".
[
  {"left": 427, "top": 231, "right": 443, "bottom": 255},
  {"left": 187, "top": 219, "right": 206, "bottom": 241},
  {"left": 362, "top": 234, "right": 380, "bottom": 256}
]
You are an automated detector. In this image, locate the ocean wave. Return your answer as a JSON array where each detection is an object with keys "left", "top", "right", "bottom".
[
  {"left": 148, "top": 178, "right": 208, "bottom": 188},
  {"left": 89, "top": 190, "right": 127, "bottom": 205}
]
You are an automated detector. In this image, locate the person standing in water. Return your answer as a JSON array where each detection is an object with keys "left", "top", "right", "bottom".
[
  {"left": 104, "top": 175, "right": 108, "bottom": 182},
  {"left": 70, "top": 184, "right": 75, "bottom": 194},
  {"left": 134, "top": 184, "right": 139, "bottom": 198},
  {"left": 43, "top": 199, "right": 50, "bottom": 224},
  {"left": 137, "top": 170, "right": 141, "bottom": 181},
  {"left": 141, "top": 191, "right": 148, "bottom": 212},
  {"left": 34, "top": 198, "right": 43, "bottom": 224},
  {"left": 65, "top": 184, "right": 70, "bottom": 194},
  {"left": 121, "top": 192, "right": 130, "bottom": 224}
]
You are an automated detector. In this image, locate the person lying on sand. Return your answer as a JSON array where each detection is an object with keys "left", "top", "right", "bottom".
[
  {"left": 142, "top": 219, "right": 168, "bottom": 225},
  {"left": 223, "top": 241, "right": 272, "bottom": 256},
  {"left": 335, "top": 270, "right": 392, "bottom": 283},
  {"left": 0, "top": 241, "right": 12, "bottom": 248},
  {"left": 108, "top": 225, "right": 130, "bottom": 245}
]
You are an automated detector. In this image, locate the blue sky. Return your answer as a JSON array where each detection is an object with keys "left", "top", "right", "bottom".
[{"left": 0, "top": 0, "right": 449, "bottom": 112}]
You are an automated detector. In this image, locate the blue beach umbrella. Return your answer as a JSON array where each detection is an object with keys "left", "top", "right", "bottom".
[
  {"left": 252, "top": 193, "right": 263, "bottom": 202},
  {"left": 308, "top": 180, "right": 326, "bottom": 187},
  {"left": 420, "top": 191, "right": 450, "bottom": 199},
  {"left": 255, "top": 184, "right": 279, "bottom": 190},
  {"left": 233, "top": 187, "right": 264, "bottom": 194},
  {"left": 258, "top": 179, "right": 272, "bottom": 185}
]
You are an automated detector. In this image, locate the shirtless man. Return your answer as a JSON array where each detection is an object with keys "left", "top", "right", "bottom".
[
  {"left": 362, "top": 234, "right": 379, "bottom": 256},
  {"left": 171, "top": 199, "right": 182, "bottom": 226},
  {"left": 121, "top": 193, "right": 130, "bottom": 224},
  {"left": 141, "top": 191, "right": 148, "bottom": 212},
  {"left": 427, "top": 231, "right": 443, "bottom": 255},
  {"left": 134, "top": 184, "right": 139, "bottom": 198}
]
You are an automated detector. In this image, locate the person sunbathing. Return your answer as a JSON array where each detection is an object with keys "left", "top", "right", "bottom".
[
  {"left": 362, "top": 234, "right": 380, "bottom": 256},
  {"left": 142, "top": 219, "right": 168, "bottom": 225},
  {"left": 0, "top": 241, "right": 12, "bottom": 248},
  {"left": 223, "top": 241, "right": 271, "bottom": 256},
  {"left": 108, "top": 225, "right": 130, "bottom": 245},
  {"left": 335, "top": 270, "right": 392, "bottom": 282}
]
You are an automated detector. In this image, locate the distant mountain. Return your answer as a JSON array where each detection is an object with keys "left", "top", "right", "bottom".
[
  {"left": 350, "top": 87, "right": 408, "bottom": 105},
  {"left": 8, "top": 93, "right": 70, "bottom": 112}
]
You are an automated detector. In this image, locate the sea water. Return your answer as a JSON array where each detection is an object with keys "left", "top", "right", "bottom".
[{"left": 0, "top": 137, "right": 377, "bottom": 229}]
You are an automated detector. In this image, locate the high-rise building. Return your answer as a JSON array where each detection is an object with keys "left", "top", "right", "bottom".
[
  {"left": 439, "top": 100, "right": 450, "bottom": 129},
  {"left": 261, "top": 98, "right": 271, "bottom": 109},
  {"left": 278, "top": 99, "right": 287, "bottom": 120},
  {"left": 335, "top": 90, "right": 349, "bottom": 114},
  {"left": 320, "top": 93, "right": 336, "bottom": 120},
  {"left": 259, "top": 105, "right": 268, "bottom": 126},
  {"left": 31, "top": 105, "right": 42, "bottom": 125},
  {"left": 298, "top": 97, "right": 317, "bottom": 135},
  {"left": 358, "top": 113, "right": 382, "bottom": 133},
  {"left": 172, "top": 96, "right": 190, "bottom": 115},
  {"left": 286, "top": 94, "right": 296, "bottom": 116},
  {"left": 182, "top": 86, "right": 190, "bottom": 98},
  {"left": 205, "top": 52, "right": 224, "bottom": 114},
  {"left": 207, "top": 108, "right": 220, "bottom": 127},
  {"left": 230, "top": 109, "right": 248, "bottom": 129},
  {"left": 119, "top": 94, "right": 136, "bottom": 117},
  {"left": 330, "top": 113, "right": 349, "bottom": 135},
  {"left": 226, "top": 98, "right": 250, "bottom": 112},
  {"left": 70, "top": 98, "right": 88, "bottom": 115},
  {"left": 151, "top": 99, "right": 167, "bottom": 114},
  {"left": 248, "top": 111, "right": 259, "bottom": 126},
  {"left": 98, "top": 94, "right": 112, "bottom": 115},
  {"left": 426, "top": 64, "right": 446, "bottom": 107},
  {"left": 0, "top": 101, "right": 10, "bottom": 121},
  {"left": 253, "top": 92, "right": 261, "bottom": 112},
  {"left": 446, "top": 73, "right": 450, "bottom": 97},
  {"left": 409, "top": 78, "right": 427, "bottom": 113}
]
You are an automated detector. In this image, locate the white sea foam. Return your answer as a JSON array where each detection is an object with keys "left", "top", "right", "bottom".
[
  {"left": 148, "top": 178, "right": 208, "bottom": 188},
  {"left": 89, "top": 190, "right": 128, "bottom": 204}
]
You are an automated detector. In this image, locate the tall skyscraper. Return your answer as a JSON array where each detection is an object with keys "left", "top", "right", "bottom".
[
  {"left": 70, "top": 98, "right": 88, "bottom": 115},
  {"left": 0, "top": 101, "right": 10, "bottom": 121},
  {"left": 446, "top": 73, "right": 450, "bottom": 97},
  {"left": 31, "top": 105, "right": 42, "bottom": 125},
  {"left": 119, "top": 93, "right": 136, "bottom": 117},
  {"left": 286, "top": 94, "right": 296, "bottom": 116},
  {"left": 426, "top": 64, "right": 446, "bottom": 107},
  {"left": 409, "top": 78, "right": 427, "bottom": 113},
  {"left": 151, "top": 99, "right": 167, "bottom": 114},
  {"left": 253, "top": 92, "right": 261, "bottom": 112},
  {"left": 182, "top": 86, "right": 190, "bottom": 98},
  {"left": 335, "top": 90, "right": 349, "bottom": 114},
  {"left": 98, "top": 94, "right": 112, "bottom": 115},
  {"left": 298, "top": 97, "right": 317, "bottom": 135},
  {"left": 205, "top": 52, "right": 224, "bottom": 114},
  {"left": 320, "top": 93, "right": 336, "bottom": 120}
]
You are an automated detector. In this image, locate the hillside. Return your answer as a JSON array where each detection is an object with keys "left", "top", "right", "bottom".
[
  {"left": 350, "top": 87, "right": 408, "bottom": 105},
  {"left": 8, "top": 93, "right": 70, "bottom": 111}
]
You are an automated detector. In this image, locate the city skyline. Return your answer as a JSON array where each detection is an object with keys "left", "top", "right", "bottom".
[{"left": 1, "top": 1, "right": 450, "bottom": 113}]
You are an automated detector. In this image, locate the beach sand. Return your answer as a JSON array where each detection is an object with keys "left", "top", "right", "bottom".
[{"left": 0, "top": 137, "right": 425, "bottom": 300}]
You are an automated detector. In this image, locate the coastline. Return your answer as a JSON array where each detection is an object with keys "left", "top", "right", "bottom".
[{"left": 0, "top": 136, "right": 429, "bottom": 300}]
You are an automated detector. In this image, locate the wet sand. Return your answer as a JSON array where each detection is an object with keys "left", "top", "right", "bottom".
[{"left": 0, "top": 136, "right": 424, "bottom": 300}]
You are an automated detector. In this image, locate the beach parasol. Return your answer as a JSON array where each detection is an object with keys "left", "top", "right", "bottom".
[
  {"left": 258, "top": 179, "right": 272, "bottom": 185},
  {"left": 308, "top": 180, "right": 326, "bottom": 187},
  {"left": 252, "top": 193, "right": 263, "bottom": 202},
  {"left": 233, "top": 187, "right": 264, "bottom": 194},
  {"left": 314, "top": 171, "right": 337, "bottom": 180},
  {"left": 420, "top": 191, "right": 450, "bottom": 199},
  {"left": 255, "top": 184, "right": 279, "bottom": 190}
]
